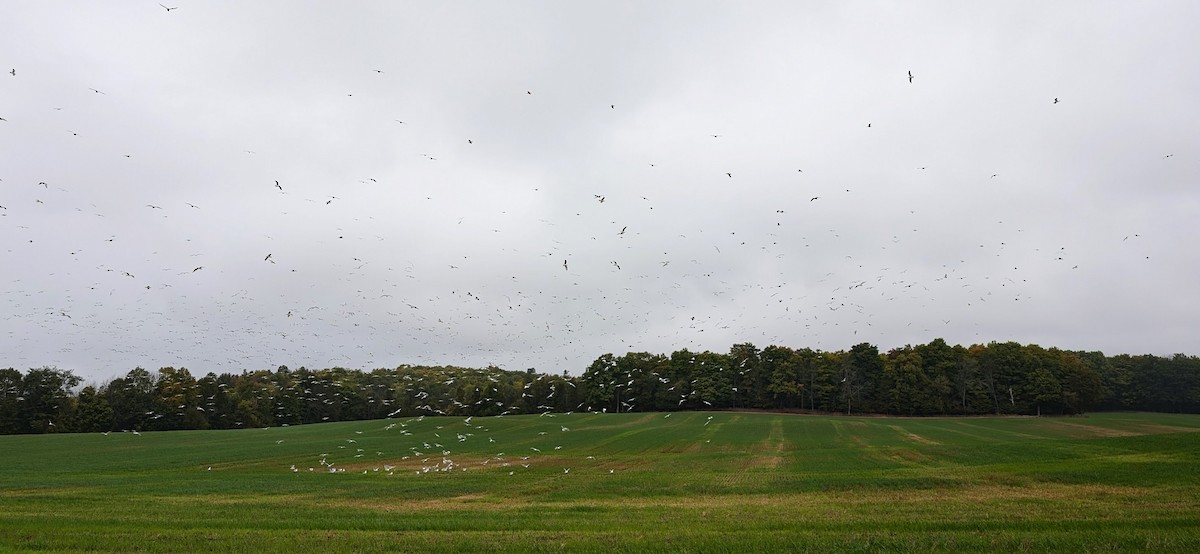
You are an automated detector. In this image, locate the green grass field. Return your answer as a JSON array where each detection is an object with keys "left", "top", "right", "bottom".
[{"left": 2, "top": 411, "right": 1199, "bottom": 552}]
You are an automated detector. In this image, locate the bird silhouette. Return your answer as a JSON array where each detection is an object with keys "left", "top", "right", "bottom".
[
  {"left": 158, "top": 3, "right": 178, "bottom": 11},
  {"left": 908, "top": 70, "right": 913, "bottom": 83},
  {"left": 562, "top": 260, "right": 568, "bottom": 271},
  {"left": 275, "top": 180, "right": 283, "bottom": 191}
]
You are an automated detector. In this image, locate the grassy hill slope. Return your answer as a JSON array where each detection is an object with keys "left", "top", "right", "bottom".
[{"left": 2, "top": 411, "right": 1199, "bottom": 552}]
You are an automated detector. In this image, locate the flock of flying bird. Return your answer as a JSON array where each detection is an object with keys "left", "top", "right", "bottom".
[
  {"left": 102, "top": 370, "right": 715, "bottom": 478},
  {"left": 284, "top": 410, "right": 613, "bottom": 479},
  {"left": 0, "top": 4, "right": 1176, "bottom": 386}
]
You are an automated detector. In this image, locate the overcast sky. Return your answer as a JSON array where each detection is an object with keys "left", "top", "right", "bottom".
[{"left": 2, "top": 1, "right": 1197, "bottom": 383}]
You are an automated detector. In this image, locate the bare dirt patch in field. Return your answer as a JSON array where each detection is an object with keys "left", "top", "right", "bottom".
[
  {"left": 1023, "top": 419, "right": 1200, "bottom": 439},
  {"left": 313, "top": 482, "right": 1163, "bottom": 515},
  {"left": 888, "top": 425, "right": 941, "bottom": 445},
  {"left": 746, "top": 454, "right": 784, "bottom": 469},
  {"left": 1039, "top": 420, "right": 1140, "bottom": 438},
  {"left": 883, "top": 448, "right": 931, "bottom": 464},
  {"left": 0, "top": 487, "right": 101, "bottom": 499},
  {"left": 1131, "top": 423, "right": 1200, "bottom": 435},
  {"left": 161, "top": 493, "right": 311, "bottom": 507},
  {"left": 321, "top": 493, "right": 494, "bottom": 511}
]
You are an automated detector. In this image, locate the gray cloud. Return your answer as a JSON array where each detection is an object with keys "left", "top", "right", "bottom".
[{"left": 2, "top": 1, "right": 1197, "bottom": 383}]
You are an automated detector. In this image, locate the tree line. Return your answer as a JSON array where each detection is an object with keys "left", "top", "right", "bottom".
[
  {"left": 580, "top": 340, "right": 1199, "bottom": 417},
  {"left": 2, "top": 339, "right": 1199, "bottom": 434}
]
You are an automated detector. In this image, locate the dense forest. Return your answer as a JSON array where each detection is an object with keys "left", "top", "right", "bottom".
[{"left": 3, "top": 339, "right": 1199, "bottom": 434}]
